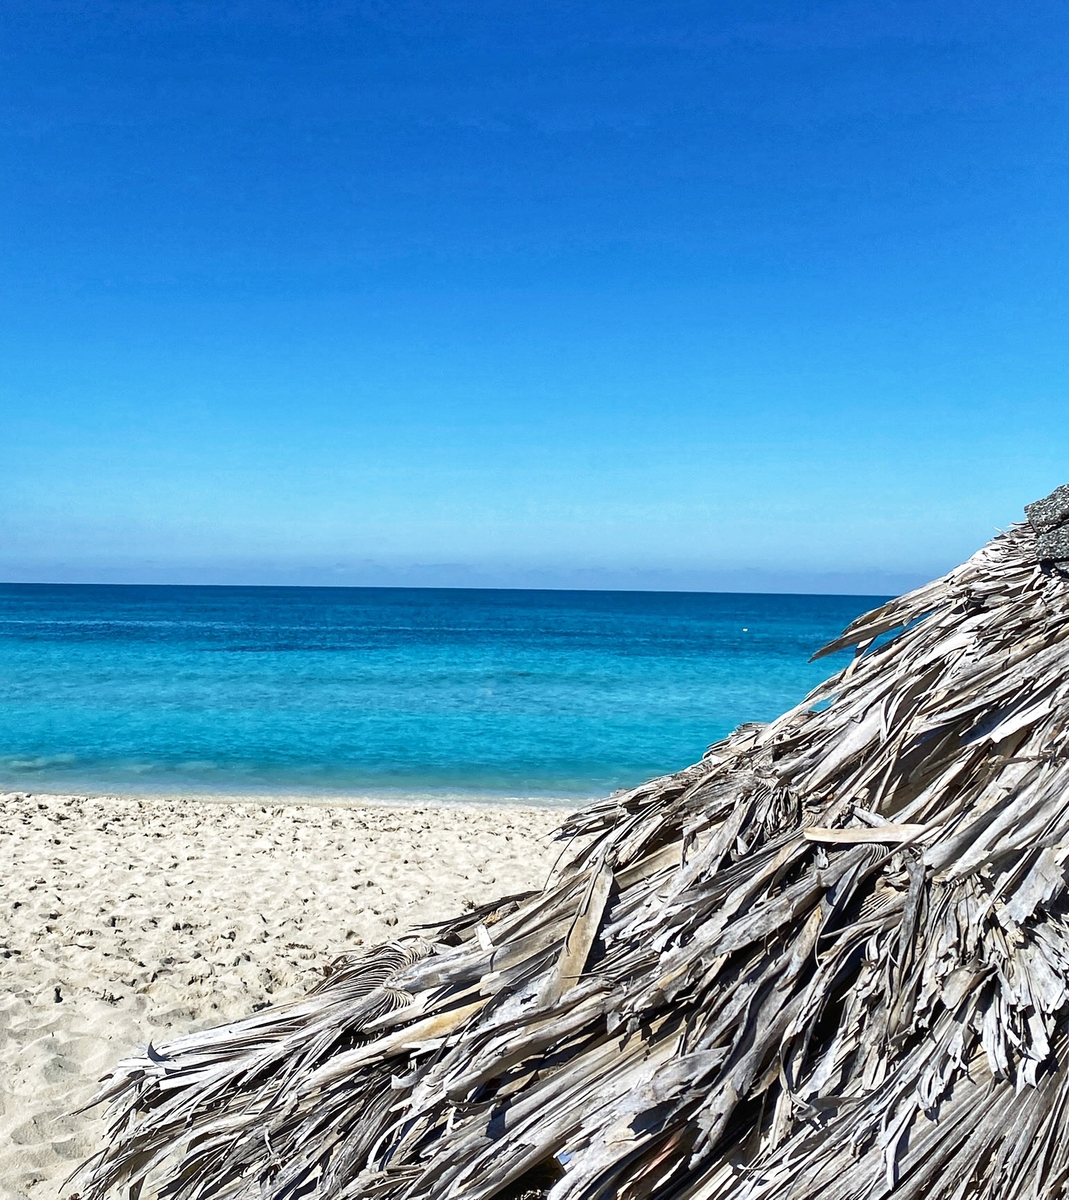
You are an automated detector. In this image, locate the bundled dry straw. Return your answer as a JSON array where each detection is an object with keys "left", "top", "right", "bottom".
[{"left": 79, "top": 487, "right": 1069, "bottom": 1200}]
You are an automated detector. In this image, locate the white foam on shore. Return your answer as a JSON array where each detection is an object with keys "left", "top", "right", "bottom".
[{"left": 6, "top": 785, "right": 589, "bottom": 810}]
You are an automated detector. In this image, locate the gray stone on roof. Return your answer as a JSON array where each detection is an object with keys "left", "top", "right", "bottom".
[
  {"left": 1026, "top": 483, "right": 1069, "bottom": 532},
  {"left": 1037, "top": 526, "right": 1069, "bottom": 564},
  {"left": 1026, "top": 483, "right": 1069, "bottom": 563}
]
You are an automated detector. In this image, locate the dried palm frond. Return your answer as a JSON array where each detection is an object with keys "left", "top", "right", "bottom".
[{"left": 77, "top": 488, "right": 1069, "bottom": 1200}]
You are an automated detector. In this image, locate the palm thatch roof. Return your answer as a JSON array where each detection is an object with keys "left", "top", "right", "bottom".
[{"left": 78, "top": 489, "right": 1069, "bottom": 1200}]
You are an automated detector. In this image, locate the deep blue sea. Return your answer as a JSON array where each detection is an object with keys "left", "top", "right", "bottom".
[{"left": 0, "top": 584, "right": 883, "bottom": 803}]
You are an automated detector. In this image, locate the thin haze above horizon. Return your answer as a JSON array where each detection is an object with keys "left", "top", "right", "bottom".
[{"left": 1, "top": 1, "right": 1067, "bottom": 594}]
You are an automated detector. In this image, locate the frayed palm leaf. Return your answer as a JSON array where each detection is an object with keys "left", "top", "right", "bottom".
[{"left": 76, "top": 488, "right": 1069, "bottom": 1200}]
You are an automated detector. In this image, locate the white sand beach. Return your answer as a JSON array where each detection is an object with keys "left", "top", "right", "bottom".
[{"left": 0, "top": 792, "right": 566, "bottom": 1200}]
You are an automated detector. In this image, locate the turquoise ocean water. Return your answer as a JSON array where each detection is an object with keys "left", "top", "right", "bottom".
[{"left": 0, "top": 584, "right": 884, "bottom": 803}]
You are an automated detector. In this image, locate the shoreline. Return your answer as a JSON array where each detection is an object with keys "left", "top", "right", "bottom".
[
  {"left": 0, "top": 785, "right": 590, "bottom": 810},
  {"left": 0, "top": 791, "right": 566, "bottom": 1198}
]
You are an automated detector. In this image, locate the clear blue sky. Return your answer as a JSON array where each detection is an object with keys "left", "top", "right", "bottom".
[{"left": 1, "top": 1, "right": 1066, "bottom": 593}]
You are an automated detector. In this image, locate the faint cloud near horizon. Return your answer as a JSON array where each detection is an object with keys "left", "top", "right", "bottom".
[{"left": 0, "top": 555, "right": 931, "bottom": 597}]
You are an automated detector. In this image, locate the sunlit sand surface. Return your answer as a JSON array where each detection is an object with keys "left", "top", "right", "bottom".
[{"left": 0, "top": 792, "right": 563, "bottom": 1199}]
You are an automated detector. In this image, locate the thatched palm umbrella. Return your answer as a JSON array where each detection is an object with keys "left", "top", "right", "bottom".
[{"left": 79, "top": 488, "right": 1069, "bottom": 1200}]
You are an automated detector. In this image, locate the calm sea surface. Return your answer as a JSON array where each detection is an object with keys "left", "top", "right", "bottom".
[{"left": 0, "top": 584, "right": 884, "bottom": 803}]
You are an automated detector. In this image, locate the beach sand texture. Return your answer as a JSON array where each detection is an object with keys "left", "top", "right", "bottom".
[{"left": 0, "top": 792, "right": 565, "bottom": 1200}]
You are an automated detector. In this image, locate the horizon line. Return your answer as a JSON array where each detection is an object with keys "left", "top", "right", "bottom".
[{"left": 0, "top": 577, "right": 899, "bottom": 601}]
